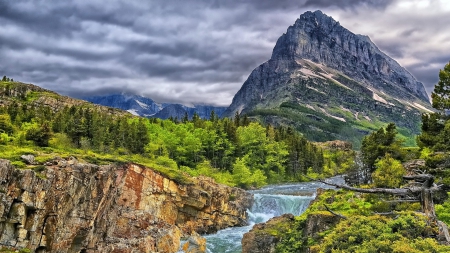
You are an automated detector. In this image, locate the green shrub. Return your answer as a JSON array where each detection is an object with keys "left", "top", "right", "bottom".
[
  {"left": 372, "top": 154, "right": 406, "bottom": 188},
  {"left": 436, "top": 192, "right": 450, "bottom": 225}
]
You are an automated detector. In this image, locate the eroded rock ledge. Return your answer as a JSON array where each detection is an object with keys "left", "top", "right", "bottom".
[{"left": 0, "top": 158, "right": 253, "bottom": 253}]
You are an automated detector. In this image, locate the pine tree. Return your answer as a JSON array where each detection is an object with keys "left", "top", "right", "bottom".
[
  {"left": 182, "top": 112, "right": 189, "bottom": 123},
  {"left": 431, "top": 61, "right": 450, "bottom": 114},
  {"left": 234, "top": 111, "right": 240, "bottom": 127}
]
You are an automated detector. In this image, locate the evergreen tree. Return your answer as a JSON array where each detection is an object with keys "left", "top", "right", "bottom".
[
  {"left": 26, "top": 122, "right": 52, "bottom": 147},
  {"left": 234, "top": 111, "right": 240, "bottom": 127},
  {"left": 431, "top": 61, "right": 450, "bottom": 114},
  {"left": 0, "top": 114, "right": 14, "bottom": 135},
  {"left": 182, "top": 112, "right": 189, "bottom": 123},
  {"left": 361, "top": 123, "right": 404, "bottom": 182},
  {"left": 209, "top": 110, "right": 217, "bottom": 122},
  {"left": 417, "top": 62, "right": 450, "bottom": 151}
]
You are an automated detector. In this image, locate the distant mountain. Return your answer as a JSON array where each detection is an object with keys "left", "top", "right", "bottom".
[
  {"left": 223, "top": 10, "right": 433, "bottom": 146},
  {"left": 152, "top": 104, "right": 187, "bottom": 120},
  {"left": 84, "top": 94, "right": 227, "bottom": 119},
  {"left": 84, "top": 94, "right": 166, "bottom": 117}
]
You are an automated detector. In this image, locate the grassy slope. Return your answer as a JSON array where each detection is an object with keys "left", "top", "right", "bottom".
[{"left": 242, "top": 61, "right": 428, "bottom": 149}]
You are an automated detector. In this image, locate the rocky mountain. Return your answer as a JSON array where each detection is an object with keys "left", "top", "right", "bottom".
[
  {"left": 223, "top": 10, "right": 433, "bottom": 146},
  {"left": 83, "top": 94, "right": 165, "bottom": 117},
  {"left": 152, "top": 104, "right": 187, "bottom": 120},
  {"left": 84, "top": 94, "right": 227, "bottom": 119}
]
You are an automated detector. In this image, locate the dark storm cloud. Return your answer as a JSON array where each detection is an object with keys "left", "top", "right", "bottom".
[
  {"left": 303, "top": 0, "right": 392, "bottom": 9},
  {"left": 0, "top": 0, "right": 448, "bottom": 105},
  {"left": 209, "top": 0, "right": 392, "bottom": 11}
]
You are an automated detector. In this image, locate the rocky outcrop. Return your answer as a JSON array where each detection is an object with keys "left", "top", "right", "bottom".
[
  {"left": 0, "top": 158, "right": 253, "bottom": 253},
  {"left": 242, "top": 213, "right": 295, "bottom": 253},
  {"left": 180, "top": 232, "right": 206, "bottom": 253},
  {"left": 316, "top": 140, "right": 352, "bottom": 151},
  {"left": 223, "top": 10, "right": 433, "bottom": 145}
]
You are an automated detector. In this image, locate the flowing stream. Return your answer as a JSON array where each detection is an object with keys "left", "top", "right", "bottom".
[{"left": 202, "top": 176, "right": 345, "bottom": 253}]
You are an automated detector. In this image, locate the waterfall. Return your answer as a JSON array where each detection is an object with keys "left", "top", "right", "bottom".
[
  {"left": 204, "top": 193, "right": 315, "bottom": 253},
  {"left": 180, "top": 176, "right": 344, "bottom": 253}
]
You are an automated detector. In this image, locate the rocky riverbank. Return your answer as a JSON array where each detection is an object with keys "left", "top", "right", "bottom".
[{"left": 0, "top": 158, "right": 253, "bottom": 253}]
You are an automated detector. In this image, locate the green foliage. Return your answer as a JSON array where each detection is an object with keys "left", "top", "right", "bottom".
[
  {"left": 431, "top": 61, "right": 450, "bottom": 112},
  {"left": 155, "top": 156, "right": 178, "bottom": 170},
  {"left": 0, "top": 133, "right": 10, "bottom": 145},
  {"left": 319, "top": 214, "right": 448, "bottom": 253},
  {"left": 418, "top": 62, "right": 450, "bottom": 152},
  {"left": 372, "top": 154, "right": 406, "bottom": 188},
  {"left": 232, "top": 156, "right": 267, "bottom": 188},
  {"left": 0, "top": 85, "right": 331, "bottom": 188},
  {"left": 0, "top": 247, "right": 31, "bottom": 253},
  {"left": 25, "top": 122, "right": 52, "bottom": 146},
  {"left": 183, "top": 161, "right": 235, "bottom": 186},
  {"left": 275, "top": 190, "right": 448, "bottom": 253},
  {"left": 0, "top": 114, "right": 14, "bottom": 135},
  {"left": 321, "top": 148, "right": 356, "bottom": 177},
  {"left": 49, "top": 133, "right": 74, "bottom": 149},
  {"left": 436, "top": 193, "right": 450, "bottom": 225},
  {"left": 360, "top": 123, "right": 405, "bottom": 183}
]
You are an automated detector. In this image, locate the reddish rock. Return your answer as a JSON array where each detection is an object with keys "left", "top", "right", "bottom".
[{"left": 0, "top": 158, "right": 253, "bottom": 253}]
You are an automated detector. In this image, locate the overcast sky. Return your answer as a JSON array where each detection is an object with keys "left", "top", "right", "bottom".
[{"left": 1, "top": 0, "right": 449, "bottom": 106}]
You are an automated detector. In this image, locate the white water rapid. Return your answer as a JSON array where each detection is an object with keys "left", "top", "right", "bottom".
[{"left": 180, "top": 176, "right": 344, "bottom": 253}]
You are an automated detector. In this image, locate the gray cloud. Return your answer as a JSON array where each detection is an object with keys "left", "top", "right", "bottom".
[{"left": 0, "top": 0, "right": 449, "bottom": 106}]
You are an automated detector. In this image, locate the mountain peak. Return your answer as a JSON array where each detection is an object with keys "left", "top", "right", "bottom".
[
  {"left": 270, "top": 10, "right": 428, "bottom": 102},
  {"left": 223, "top": 10, "right": 433, "bottom": 146}
]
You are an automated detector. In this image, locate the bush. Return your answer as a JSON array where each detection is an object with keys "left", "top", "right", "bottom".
[
  {"left": 320, "top": 213, "right": 447, "bottom": 253},
  {"left": 49, "top": 133, "right": 74, "bottom": 149},
  {"left": 155, "top": 156, "right": 178, "bottom": 170},
  {"left": 372, "top": 154, "right": 406, "bottom": 188},
  {"left": 0, "top": 133, "right": 9, "bottom": 144},
  {"left": 436, "top": 192, "right": 450, "bottom": 225}
]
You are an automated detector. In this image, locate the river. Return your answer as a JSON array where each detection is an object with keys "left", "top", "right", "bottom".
[{"left": 187, "top": 176, "right": 345, "bottom": 253}]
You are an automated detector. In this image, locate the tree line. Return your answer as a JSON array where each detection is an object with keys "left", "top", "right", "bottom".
[{"left": 0, "top": 83, "right": 340, "bottom": 187}]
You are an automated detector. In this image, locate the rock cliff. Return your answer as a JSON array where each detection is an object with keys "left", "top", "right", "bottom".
[
  {"left": 0, "top": 158, "right": 253, "bottom": 253},
  {"left": 223, "top": 10, "right": 433, "bottom": 146}
]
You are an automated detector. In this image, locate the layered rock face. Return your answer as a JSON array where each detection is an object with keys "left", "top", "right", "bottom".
[
  {"left": 223, "top": 10, "right": 433, "bottom": 145},
  {"left": 0, "top": 158, "right": 252, "bottom": 252}
]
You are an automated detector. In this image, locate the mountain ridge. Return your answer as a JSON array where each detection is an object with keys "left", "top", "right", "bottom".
[
  {"left": 83, "top": 94, "right": 227, "bottom": 119},
  {"left": 223, "top": 10, "right": 433, "bottom": 146}
]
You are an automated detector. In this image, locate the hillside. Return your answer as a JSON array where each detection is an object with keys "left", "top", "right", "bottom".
[{"left": 223, "top": 10, "right": 434, "bottom": 147}]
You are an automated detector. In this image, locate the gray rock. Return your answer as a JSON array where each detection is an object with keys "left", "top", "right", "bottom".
[
  {"left": 223, "top": 10, "right": 434, "bottom": 145},
  {"left": 20, "top": 154, "right": 35, "bottom": 165}
]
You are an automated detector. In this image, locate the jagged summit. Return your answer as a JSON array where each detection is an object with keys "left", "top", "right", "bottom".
[
  {"left": 271, "top": 10, "right": 428, "bottom": 101},
  {"left": 223, "top": 10, "right": 433, "bottom": 146}
]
